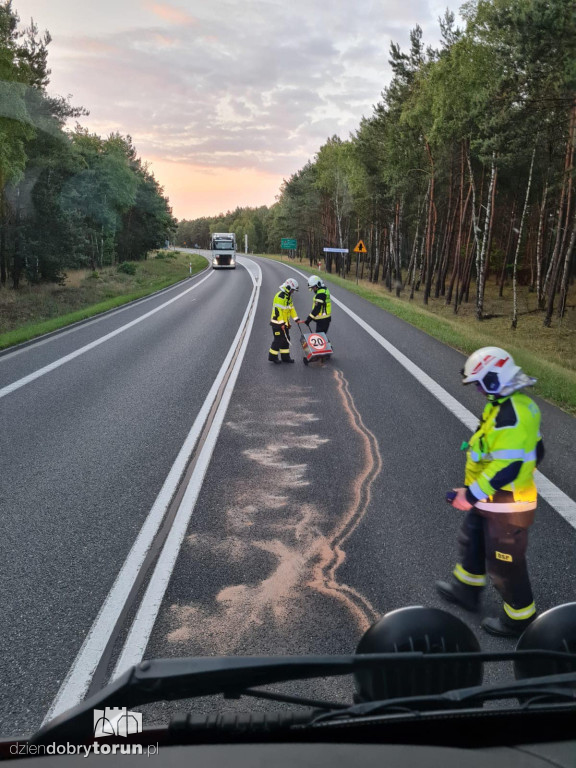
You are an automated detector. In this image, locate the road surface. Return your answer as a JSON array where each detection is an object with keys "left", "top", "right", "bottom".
[{"left": 1, "top": 253, "right": 575, "bottom": 736}]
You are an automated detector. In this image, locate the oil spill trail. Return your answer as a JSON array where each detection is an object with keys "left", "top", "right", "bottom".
[
  {"left": 308, "top": 369, "right": 382, "bottom": 630},
  {"left": 165, "top": 380, "right": 382, "bottom": 653}
]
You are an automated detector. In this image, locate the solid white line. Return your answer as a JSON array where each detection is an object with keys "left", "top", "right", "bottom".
[
  {"left": 111, "top": 257, "right": 261, "bottom": 679},
  {"left": 0, "top": 271, "right": 214, "bottom": 400},
  {"left": 43, "top": 259, "right": 259, "bottom": 723},
  {"left": 279, "top": 261, "right": 576, "bottom": 529},
  {"left": 532, "top": 474, "right": 576, "bottom": 528}
]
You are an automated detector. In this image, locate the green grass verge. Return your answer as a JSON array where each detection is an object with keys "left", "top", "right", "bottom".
[
  {"left": 0, "top": 252, "right": 208, "bottom": 351},
  {"left": 258, "top": 253, "right": 576, "bottom": 415}
]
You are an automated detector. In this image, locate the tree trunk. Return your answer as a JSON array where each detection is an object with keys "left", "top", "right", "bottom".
[
  {"left": 416, "top": 181, "right": 430, "bottom": 295},
  {"left": 407, "top": 188, "right": 426, "bottom": 295},
  {"left": 447, "top": 148, "right": 469, "bottom": 308},
  {"left": 458, "top": 215, "right": 476, "bottom": 308},
  {"left": 479, "top": 161, "right": 498, "bottom": 313},
  {"left": 544, "top": 104, "right": 576, "bottom": 326},
  {"left": 466, "top": 149, "right": 482, "bottom": 291},
  {"left": 512, "top": 146, "right": 536, "bottom": 329},
  {"left": 406, "top": 225, "right": 418, "bottom": 294},
  {"left": 0, "top": 179, "right": 6, "bottom": 288},
  {"left": 372, "top": 225, "right": 380, "bottom": 284},
  {"left": 396, "top": 197, "right": 403, "bottom": 295},
  {"left": 557, "top": 191, "right": 576, "bottom": 319},
  {"left": 436, "top": 159, "right": 455, "bottom": 298},
  {"left": 499, "top": 199, "right": 517, "bottom": 297},
  {"left": 423, "top": 139, "right": 436, "bottom": 305},
  {"left": 476, "top": 153, "right": 497, "bottom": 320}
]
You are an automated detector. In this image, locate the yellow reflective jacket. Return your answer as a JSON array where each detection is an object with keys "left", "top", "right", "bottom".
[
  {"left": 311, "top": 287, "right": 331, "bottom": 318},
  {"left": 465, "top": 392, "right": 542, "bottom": 503},
  {"left": 270, "top": 290, "right": 299, "bottom": 325}
]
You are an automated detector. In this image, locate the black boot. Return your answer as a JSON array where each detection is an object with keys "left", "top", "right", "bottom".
[
  {"left": 268, "top": 356, "right": 281, "bottom": 364},
  {"left": 481, "top": 612, "right": 537, "bottom": 638},
  {"left": 436, "top": 579, "right": 481, "bottom": 612}
]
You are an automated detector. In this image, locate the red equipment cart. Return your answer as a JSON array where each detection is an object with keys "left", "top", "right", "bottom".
[{"left": 298, "top": 323, "right": 333, "bottom": 365}]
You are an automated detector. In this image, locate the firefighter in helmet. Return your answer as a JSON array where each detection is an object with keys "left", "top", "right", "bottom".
[
  {"left": 305, "top": 275, "right": 331, "bottom": 334},
  {"left": 436, "top": 347, "right": 545, "bottom": 637},
  {"left": 269, "top": 278, "right": 300, "bottom": 364}
]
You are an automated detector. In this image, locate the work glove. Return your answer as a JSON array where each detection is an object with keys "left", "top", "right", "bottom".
[{"left": 305, "top": 316, "right": 314, "bottom": 325}]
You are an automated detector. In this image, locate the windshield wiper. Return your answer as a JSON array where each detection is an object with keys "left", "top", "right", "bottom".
[
  {"left": 311, "top": 670, "right": 576, "bottom": 725},
  {"left": 32, "top": 651, "right": 576, "bottom": 745},
  {"left": 32, "top": 655, "right": 378, "bottom": 745}
]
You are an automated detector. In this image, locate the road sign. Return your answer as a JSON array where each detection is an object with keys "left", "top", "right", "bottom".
[
  {"left": 354, "top": 240, "right": 367, "bottom": 253},
  {"left": 308, "top": 333, "right": 327, "bottom": 352},
  {"left": 281, "top": 238, "right": 297, "bottom": 250},
  {"left": 323, "top": 247, "right": 349, "bottom": 253}
]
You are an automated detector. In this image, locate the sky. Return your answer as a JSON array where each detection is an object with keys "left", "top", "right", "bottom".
[{"left": 13, "top": 0, "right": 459, "bottom": 220}]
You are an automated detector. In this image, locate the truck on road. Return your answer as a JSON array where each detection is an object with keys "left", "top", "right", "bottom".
[{"left": 210, "top": 232, "right": 236, "bottom": 269}]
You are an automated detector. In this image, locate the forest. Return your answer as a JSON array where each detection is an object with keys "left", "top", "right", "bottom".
[
  {"left": 0, "top": 1, "right": 176, "bottom": 290},
  {"left": 177, "top": 0, "right": 576, "bottom": 328}
]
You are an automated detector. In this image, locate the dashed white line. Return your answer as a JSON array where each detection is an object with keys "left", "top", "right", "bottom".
[
  {"left": 0, "top": 271, "right": 208, "bottom": 361},
  {"left": 0, "top": 272, "right": 214, "bottom": 400}
]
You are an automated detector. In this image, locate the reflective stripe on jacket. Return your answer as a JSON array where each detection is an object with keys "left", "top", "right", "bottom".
[
  {"left": 311, "top": 287, "right": 331, "bottom": 318},
  {"left": 465, "top": 392, "right": 542, "bottom": 504},
  {"left": 271, "top": 290, "right": 298, "bottom": 325}
]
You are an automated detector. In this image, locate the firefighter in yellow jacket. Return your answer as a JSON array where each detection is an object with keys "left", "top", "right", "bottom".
[
  {"left": 269, "top": 278, "right": 300, "bottom": 364},
  {"left": 436, "top": 347, "right": 545, "bottom": 637},
  {"left": 305, "top": 275, "right": 331, "bottom": 334}
]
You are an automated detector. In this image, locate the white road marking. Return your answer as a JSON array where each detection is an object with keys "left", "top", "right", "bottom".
[
  {"left": 280, "top": 262, "right": 576, "bottom": 530},
  {"left": 0, "top": 270, "right": 209, "bottom": 361},
  {"left": 112, "top": 256, "right": 261, "bottom": 679},
  {"left": 0, "top": 271, "right": 214, "bottom": 400},
  {"left": 43, "top": 258, "right": 259, "bottom": 723}
]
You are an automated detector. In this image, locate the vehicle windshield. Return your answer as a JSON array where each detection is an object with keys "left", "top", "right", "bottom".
[{"left": 1, "top": 0, "right": 576, "bottom": 754}]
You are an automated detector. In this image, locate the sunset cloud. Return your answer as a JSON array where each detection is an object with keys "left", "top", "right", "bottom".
[
  {"left": 147, "top": 157, "right": 284, "bottom": 218},
  {"left": 146, "top": 2, "right": 197, "bottom": 26},
  {"left": 14, "top": 0, "right": 458, "bottom": 217}
]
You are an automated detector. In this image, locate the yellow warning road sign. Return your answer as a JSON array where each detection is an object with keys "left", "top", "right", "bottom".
[{"left": 354, "top": 240, "right": 367, "bottom": 253}]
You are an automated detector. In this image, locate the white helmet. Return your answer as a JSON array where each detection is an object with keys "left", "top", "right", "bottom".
[
  {"left": 462, "top": 347, "right": 521, "bottom": 395},
  {"left": 308, "top": 275, "right": 324, "bottom": 290},
  {"left": 281, "top": 278, "right": 299, "bottom": 293}
]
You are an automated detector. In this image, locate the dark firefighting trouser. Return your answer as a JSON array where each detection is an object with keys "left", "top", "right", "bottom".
[
  {"left": 455, "top": 510, "right": 535, "bottom": 619},
  {"left": 313, "top": 317, "right": 331, "bottom": 335},
  {"left": 269, "top": 323, "right": 291, "bottom": 361}
]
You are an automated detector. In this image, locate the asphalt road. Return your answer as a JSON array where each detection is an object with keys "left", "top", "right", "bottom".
[
  {"left": 0, "top": 262, "right": 253, "bottom": 735},
  {"left": 1, "top": 254, "right": 575, "bottom": 736}
]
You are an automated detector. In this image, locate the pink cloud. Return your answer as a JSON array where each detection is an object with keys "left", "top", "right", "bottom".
[
  {"left": 151, "top": 32, "right": 177, "bottom": 48},
  {"left": 145, "top": 2, "right": 196, "bottom": 25},
  {"left": 57, "top": 36, "right": 118, "bottom": 55}
]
